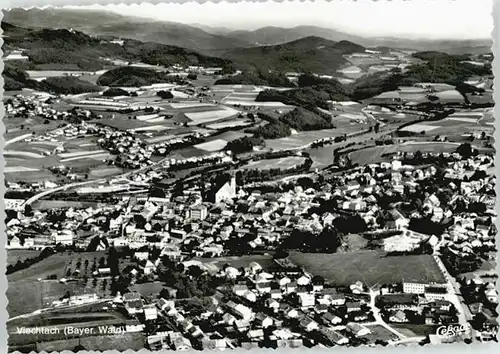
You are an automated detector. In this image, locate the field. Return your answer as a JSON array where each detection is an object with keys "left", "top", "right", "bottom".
[
  {"left": 206, "top": 120, "right": 251, "bottom": 129},
  {"left": 130, "top": 282, "right": 165, "bottom": 299},
  {"left": 400, "top": 124, "right": 440, "bottom": 133},
  {"left": 265, "top": 125, "right": 362, "bottom": 151},
  {"left": 242, "top": 156, "right": 306, "bottom": 171},
  {"left": 363, "top": 324, "right": 399, "bottom": 342},
  {"left": 348, "top": 142, "right": 463, "bottom": 165},
  {"left": 7, "top": 250, "right": 42, "bottom": 265},
  {"left": 184, "top": 106, "right": 240, "bottom": 125},
  {"left": 26, "top": 70, "right": 96, "bottom": 79},
  {"left": 288, "top": 251, "right": 446, "bottom": 287},
  {"left": 7, "top": 252, "right": 110, "bottom": 316},
  {"left": 9, "top": 333, "right": 145, "bottom": 352},
  {"left": 391, "top": 324, "right": 437, "bottom": 337},
  {"left": 404, "top": 108, "right": 495, "bottom": 138},
  {"left": 194, "top": 139, "right": 228, "bottom": 152},
  {"left": 8, "top": 280, "right": 88, "bottom": 317},
  {"left": 8, "top": 307, "right": 142, "bottom": 352},
  {"left": 4, "top": 124, "right": 122, "bottom": 183}
]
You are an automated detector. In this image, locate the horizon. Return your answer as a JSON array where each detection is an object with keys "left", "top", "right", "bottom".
[{"left": 5, "top": 0, "right": 494, "bottom": 41}]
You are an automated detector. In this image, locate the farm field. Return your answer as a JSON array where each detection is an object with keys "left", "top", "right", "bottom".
[
  {"left": 206, "top": 120, "right": 251, "bottom": 130},
  {"left": 287, "top": 251, "right": 446, "bottom": 287},
  {"left": 8, "top": 280, "right": 87, "bottom": 317},
  {"left": 265, "top": 126, "right": 362, "bottom": 151},
  {"left": 194, "top": 139, "right": 228, "bottom": 152},
  {"left": 8, "top": 309, "right": 139, "bottom": 351},
  {"left": 348, "top": 142, "right": 464, "bottom": 165},
  {"left": 391, "top": 324, "right": 437, "bottom": 337},
  {"left": 4, "top": 126, "right": 123, "bottom": 182},
  {"left": 89, "top": 166, "right": 123, "bottom": 178},
  {"left": 401, "top": 114, "right": 494, "bottom": 139},
  {"left": 184, "top": 106, "right": 240, "bottom": 125},
  {"left": 17, "top": 333, "right": 146, "bottom": 353},
  {"left": 7, "top": 251, "right": 110, "bottom": 316},
  {"left": 8, "top": 253, "right": 70, "bottom": 283},
  {"left": 7, "top": 250, "right": 42, "bottom": 265},
  {"left": 242, "top": 156, "right": 306, "bottom": 171}
]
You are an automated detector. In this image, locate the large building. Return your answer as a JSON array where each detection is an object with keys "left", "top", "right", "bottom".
[
  {"left": 205, "top": 175, "right": 236, "bottom": 204},
  {"left": 190, "top": 205, "right": 208, "bottom": 221},
  {"left": 403, "top": 282, "right": 447, "bottom": 295}
]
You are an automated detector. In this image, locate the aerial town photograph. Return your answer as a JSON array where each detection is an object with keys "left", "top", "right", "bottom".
[{"left": 2, "top": 0, "right": 498, "bottom": 352}]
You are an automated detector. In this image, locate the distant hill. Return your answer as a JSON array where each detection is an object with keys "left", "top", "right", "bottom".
[
  {"left": 224, "top": 25, "right": 367, "bottom": 47},
  {"left": 2, "top": 22, "right": 231, "bottom": 71},
  {"left": 223, "top": 25, "right": 492, "bottom": 54},
  {"left": 3, "top": 8, "right": 491, "bottom": 56},
  {"left": 2, "top": 8, "right": 252, "bottom": 54},
  {"left": 223, "top": 36, "right": 365, "bottom": 75}
]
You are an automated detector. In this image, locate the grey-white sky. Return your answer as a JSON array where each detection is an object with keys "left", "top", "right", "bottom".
[{"left": 10, "top": 0, "right": 494, "bottom": 40}]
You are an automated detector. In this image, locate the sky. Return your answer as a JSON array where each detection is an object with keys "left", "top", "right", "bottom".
[{"left": 11, "top": 0, "right": 495, "bottom": 40}]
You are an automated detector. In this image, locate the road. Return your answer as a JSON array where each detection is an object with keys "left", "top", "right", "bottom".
[
  {"left": 432, "top": 253, "right": 478, "bottom": 341},
  {"left": 22, "top": 155, "right": 171, "bottom": 206},
  {"left": 367, "top": 289, "right": 408, "bottom": 339},
  {"left": 5, "top": 133, "right": 34, "bottom": 147}
]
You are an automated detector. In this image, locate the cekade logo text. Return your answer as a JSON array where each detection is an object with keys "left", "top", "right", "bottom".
[{"left": 436, "top": 324, "right": 470, "bottom": 337}]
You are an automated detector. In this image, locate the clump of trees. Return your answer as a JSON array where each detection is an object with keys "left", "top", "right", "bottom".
[
  {"left": 280, "top": 107, "right": 333, "bottom": 131},
  {"left": 97, "top": 67, "right": 178, "bottom": 87},
  {"left": 103, "top": 87, "right": 131, "bottom": 97},
  {"left": 157, "top": 257, "right": 224, "bottom": 299},
  {"left": 157, "top": 90, "right": 174, "bottom": 99},
  {"left": 247, "top": 121, "right": 291, "bottom": 139},
  {"left": 225, "top": 136, "right": 264, "bottom": 154},
  {"left": 39, "top": 76, "right": 102, "bottom": 94}
]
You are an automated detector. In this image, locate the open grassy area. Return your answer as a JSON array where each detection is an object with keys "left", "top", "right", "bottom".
[
  {"left": 364, "top": 324, "right": 399, "bottom": 342},
  {"left": 288, "top": 251, "right": 446, "bottom": 287},
  {"left": 7, "top": 252, "right": 109, "bottom": 316},
  {"left": 7, "top": 250, "right": 42, "bottom": 265},
  {"left": 265, "top": 125, "right": 362, "bottom": 151},
  {"left": 242, "top": 156, "right": 306, "bottom": 171},
  {"left": 391, "top": 324, "right": 437, "bottom": 337},
  {"left": 348, "top": 142, "right": 464, "bottom": 166},
  {"left": 8, "top": 280, "right": 87, "bottom": 317},
  {"left": 130, "top": 282, "right": 165, "bottom": 298}
]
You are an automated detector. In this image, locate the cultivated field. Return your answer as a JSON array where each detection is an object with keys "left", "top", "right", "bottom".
[
  {"left": 7, "top": 250, "right": 42, "bottom": 265},
  {"left": 265, "top": 126, "right": 362, "bottom": 151},
  {"left": 184, "top": 107, "right": 240, "bottom": 125},
  {"left": 348, "top": 142, "right": 463, "bottom": 165},
  {"left": 242, "top": 156, "right": 306, "bottom": 171},
  {"left": 194, "top": 139, "right": 228, "bottom": 152},
  {"left": 288, "top": 251, "right": 446, "bottom": 287},
  {"left": 7, "top": 251, "right": 110, "bottom": 316}
]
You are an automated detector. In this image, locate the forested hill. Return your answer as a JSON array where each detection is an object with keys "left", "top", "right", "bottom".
[
  {"left": 223, "top": 36, "right": 365, "bottom": 75},
  {"left": 2, "top": 22, "right": 232, "bottom": 72}
]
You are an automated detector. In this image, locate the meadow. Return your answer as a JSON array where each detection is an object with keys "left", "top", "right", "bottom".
[
  {"left": 242, "top": 156, "right": 306, "bottom": 171},
  {"left": 288, "top": 251, "right": 446, "bottom": 287}
]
